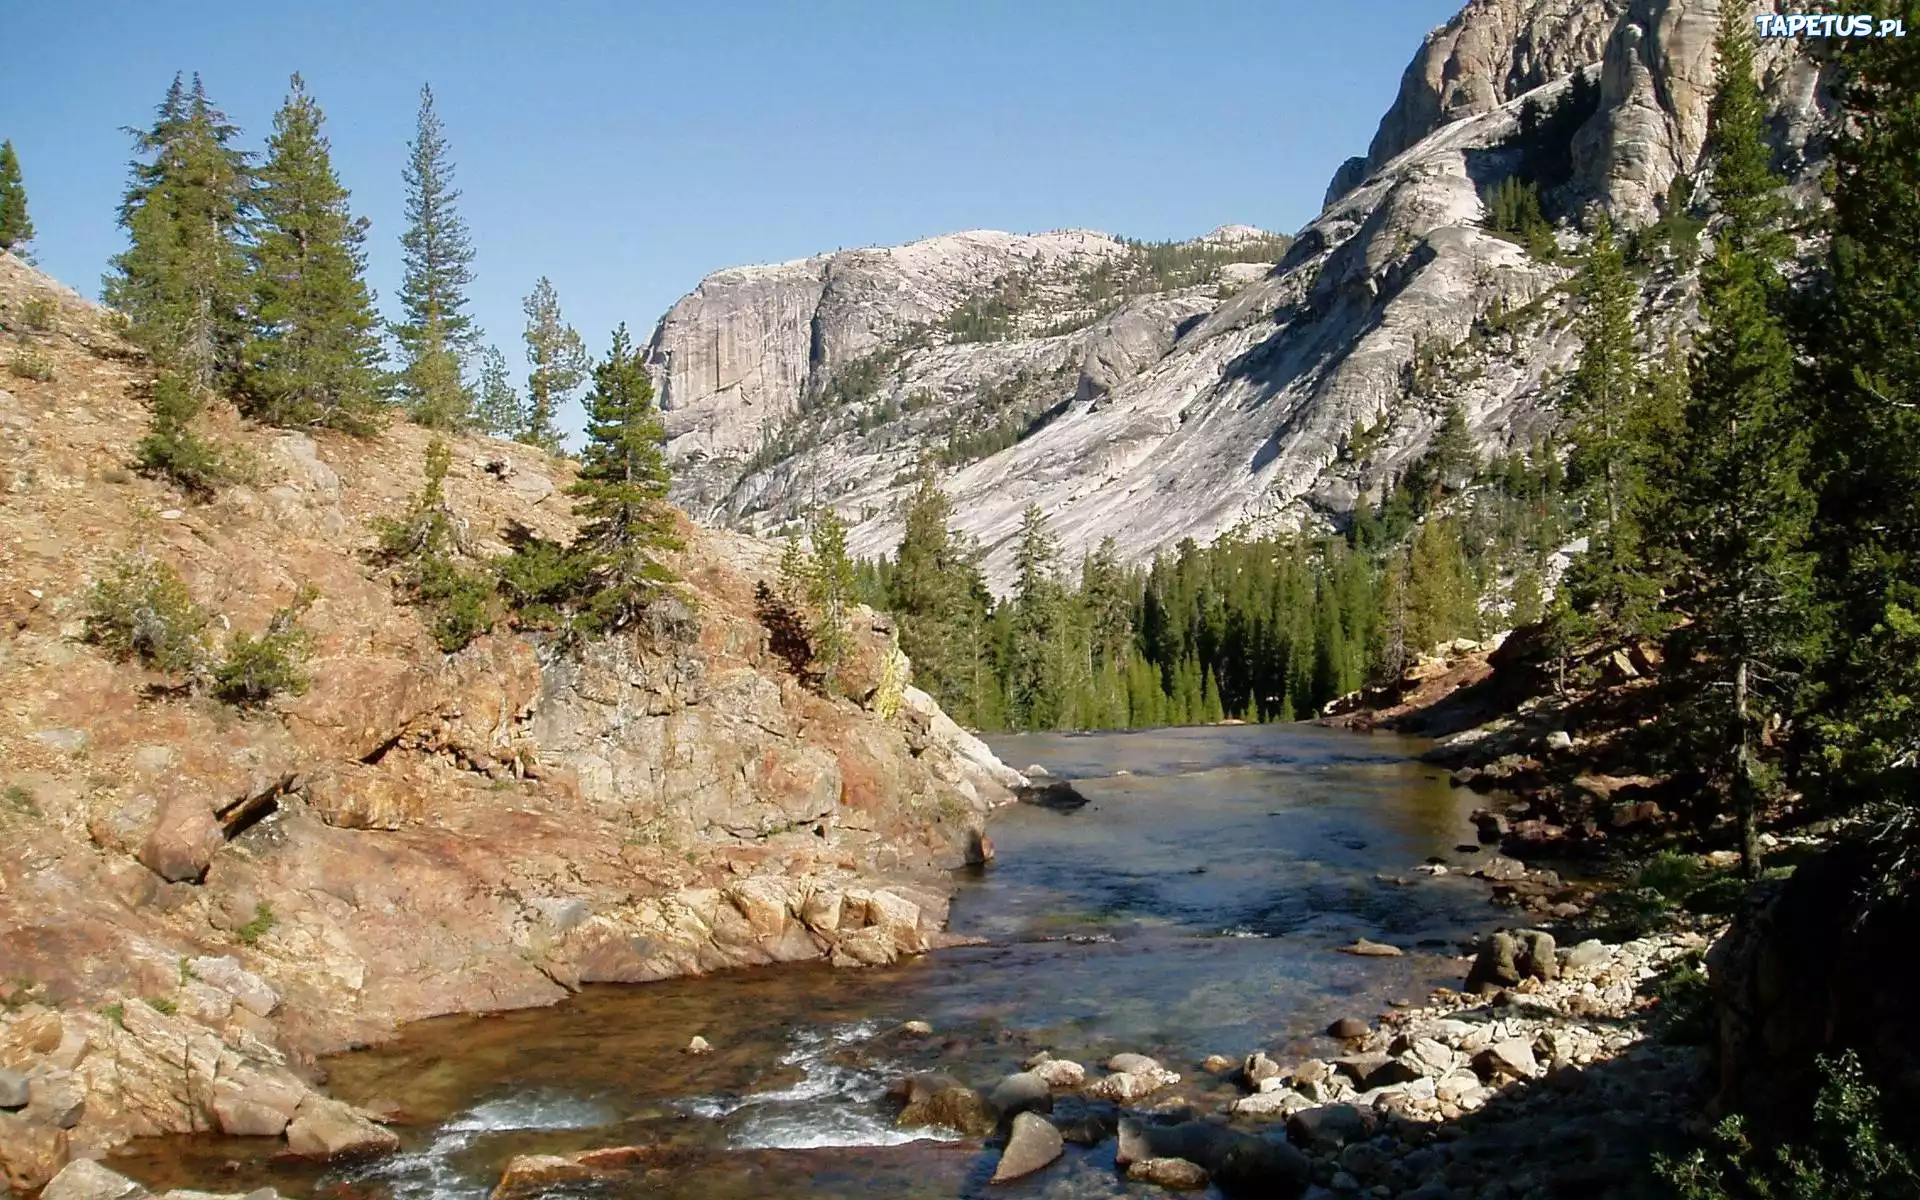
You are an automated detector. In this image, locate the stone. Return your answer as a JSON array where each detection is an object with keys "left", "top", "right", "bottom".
[
  {"left": 284, "top": 1096, "right": 401, "bottom": 1159},
  {"left": 897, "top": 1085, "right": 993, "bottom": 1137},
  {"left": 1083, "top": 1064, "right": 1180, "bottom": 1104},
  {"left": 1202, "top": 1054, "right": 1238, "bottom": 1074},
  {"left": 490, "top": 1154, "right": 595, "bottom": 1199},
  {"left": 1327, "top": 1018, "right": 1370, "bottom": 1040},
  {"left": 986, "top": 1072, "right": 1053, "bottom": 1120},
  {"left": 899, "top": 1020, "right": 933, "bottom": 1037},
  {"left": 0, "top": 1112, "right": 68, "bottom": 1193},
  {"left": 1244, "top": 1051, "right": 1285, "bottom": 1086},
  {"left": 1286, "top": 1104, "right": 1373, "bottom": 1153},
  {"left": 685, "top": 1036, "right": 712, "bottom": 1055},
  {"left": 25, "top": 1074, "right": 84, "bottom": 1129},
  {"left": 991, "top": 1111, "right": 1064, "bottom": 1183},
  {"left": 187, "top": 957, "right": 279, "bottom": 1016},
  {"left": 1340, "top": 939, "right": 1404, "bottom": 957},
  {"left": 1215, "top": 1135, "right": 1312, "bottom": 1196},
  {"left": 0, "top": 1070, "right": 25, "bottom": 1109},
  {"left": 38, "top": 1160, "right": 145, "bottom": 1200},
  {"left": 1127, "top": 1158, "right": 1210, "bottom": 1189},
  {"left": 1106, "top": 1052, "right": 1162, "bottom": 1074},
  {"left": 1029, "top": 1058, "right": 1084, "bottom": 1089},
  {"left": 210, "top": 1069, "right": 305, "bottom": 1138},
  {"left": 1545, "top": 731, "right": 1574, "bottom": 751},
  {"left": 1465, "top": 930, "right": 1557, "bottom": 994},
  {"left": 1473, "top": 1039, "right": 1539, "bottom": 1082}
]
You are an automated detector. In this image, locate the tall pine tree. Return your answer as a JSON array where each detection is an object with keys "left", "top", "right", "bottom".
[
  {"left": 473, "top": 345, "right": 521, "bottom": 437},
  {"left": 565, "top": 324, "right": 678, "bottom": 633},
  {"left": 888, "top": 475, "right": 990, "bottom": 723},
  {"left": 1804, "top": 1, "right": 1920, "bottom": 853},
  {"left": 243, "top": 75, "right": 386, "bottom": 433},
  {"left": 520, "top": 277, "right": 589, "bottom": 452},
  {"left": 105, "top": 75, "right": 253, "bottom": 391},
  {"left": 393, "top": 85, "right": 476, "bottom": 430},
  {"left": 806, "top": 507, "right": 857, "bottom": 696},
  {"left": 0, "top": 140, "right": 33, "bottom": 253},
  {"left": 1659, "top": 9, "right": 1813, "bottom": 877},
  {"left": 1009, "top": 504, "right": 1066, "bottom": 729}
]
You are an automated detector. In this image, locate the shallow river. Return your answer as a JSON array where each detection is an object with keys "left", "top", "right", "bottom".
[{"left": 118, "top": 723, "right": 1502, "bottom": 1200}]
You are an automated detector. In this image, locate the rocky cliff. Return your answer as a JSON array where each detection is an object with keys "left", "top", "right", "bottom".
[
  {"left": 0, "top": 251, "right": 1025, "bottom": 1187},
  {"left": 651, "top": 0, "right": 1832, "bottom": 591}
]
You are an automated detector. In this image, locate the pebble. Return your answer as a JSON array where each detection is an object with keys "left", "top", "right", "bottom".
[{"left": 684, "top": 1036, "right": 711, "bottom": 1055}]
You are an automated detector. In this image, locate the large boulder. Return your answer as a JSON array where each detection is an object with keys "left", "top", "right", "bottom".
[
  {"left": 897, "top": 1085, "right": 993, "bottom": 1137},
  {"left": 39, "top": 1160, "right": 146, "bottom": 1200},
  {"left": 991, "top": 1111, "right": 1064, "bottom": 1183},
  {"left": 986, "top": 1072, "right": 1053, "bottom": 1121},
  {"left": 283, "top": 1096, "right": 400, "bottom": 1159},
  {"left": 1465, "top": 929, "right": 1557, "bottom": 994},
  {"left": 0, "top": 1111, "right": 69, "bottom": 1191}
]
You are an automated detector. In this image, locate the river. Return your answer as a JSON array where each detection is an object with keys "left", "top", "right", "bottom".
[{"left": 115, "top": 723, "right": 1503, "bottom": 1200}]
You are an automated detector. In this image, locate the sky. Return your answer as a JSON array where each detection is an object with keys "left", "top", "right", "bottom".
[{"left": 2, "top": 0, "right": 1460, "bottom": 441}]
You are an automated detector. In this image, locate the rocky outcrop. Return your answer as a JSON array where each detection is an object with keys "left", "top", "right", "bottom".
[
  {"left": 0, "top": 250, "right": 1024, "bottom": 1168},
  {"left": 650, "top": 0, "right": 1833, "bottom": 593}
]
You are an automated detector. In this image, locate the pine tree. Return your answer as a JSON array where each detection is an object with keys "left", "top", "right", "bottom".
[
  {"left": 135, "top": 371, "right": 230, "bottom": 496},
  {"left": 243, "top": 75, "right": 386, "bottom": 434},
  {"left": 807, "top": 506, "right": 857, "bottom": 695},
  {"left": 1561, "top": 214, "right": 1666, "bottom": 637},
  {"left": 1009, "top": 504, "right": 1065, "bottom": 729},
  {"left": 888, "top": 476, "right": 989, "bottom": 722},
  {"left": 520, "top": 277, "right": 589, "bottom": 452},
  {"left": 565, "top": 324, "right": 678, "bottom": 633},
  {"left": 394, "top": 85, "right": 476, "bottom": 429},
  {"left": 474, "top": 345, "right": 521, "bottom": 437},
  {"left": 1658, "top": 9, "right": 1813, "bottom": 877},
  {"left": 1427, "top": 399, "right": 1477, "bottom": 491},
  {"left": 0, "top": 140, "right": 34, "bottom": 253},
  {"left": 105, "top": 75, "right": 253, "bottom": 391},
  {"left": 1804, "top": 4, "right": 1920, "bottom": 846}
]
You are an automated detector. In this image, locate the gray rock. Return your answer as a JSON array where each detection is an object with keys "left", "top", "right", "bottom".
[
  {"left": 991, "top": 1111, "right": 1064, "bottom": 1183},
  {"left": 1245, "top": 1051, "right": 1286, "bottom": 1086},
  {"left": 897, "top": 1086, "right": 994, "bottom": 1137},
  {"left": 1127, "top": 1157, "right": 1210, "bottom": 1189},
  {"left": 1465, "top": 929, "right": 1557, "bottom": 994},
  {"left": 1327, "top": 1018, "right": 1370, "bottom": 1040},
  {"left": 986, "top": 1072, "right": 1053, "bottom": 1120},
  {"left": 0, "top": 1070, "right": 26, "bottom": 1110},
  {"left": 1286, "top": 1104, "right": 1374, "bottom": 1153},
  {"left": 284, "top": 1096, "right": 400, "bottom": 1160},
  {"left": 39, "top": 1161, "right": 145, "bottom": 1200},
  {"left": 25, "top": 1074, "right": 84, "bottom": 1130},
  {"left": 1106, "top": 1052, "right": 1162, "bottom": 1075}
]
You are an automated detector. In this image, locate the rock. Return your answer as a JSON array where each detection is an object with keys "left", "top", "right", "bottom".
[
  {"left": 991, "top": 1111, "right": 1064, "bottom": 1183},
  {"left": 685, "top": 1036, "right": 712, "bottom": 1055},
  {"left": 38, "top": 1160, "right": 145, "bottom": 1200},
  {"left": 1472, "top": 810, "right": 1505, "bottom": 843},
  {"left": 1563, "top": 939, "right": 1611, "bottom": 973},
  {"left": 25, "top": 1074, "right": 85, "bottom": 1129},
  {"left": 897, "top": 1085, "right": 994, "bottom": 1137},
  {"left": 1465, "top": 930, "right": 1557, "bottom": 994},
  {"left": 1244, "top": 1051, "right": 1285, "bottom": 1086},
  {"left": 284, "top": 1096, "right": 401, "bottom": 1160},
  {"left": 1473, "top": 1038, "right": 1540, "bottom": 1081},
  {"left": 1106, "top": 1052, "right": 1162, "bottom": 1074},
  {"left": 1327, "top": 1018, "right": 1370, "bottom": 1040},
  {"left": 1029, "top": 1058, "right": 1085, "bottom": 1089},
  {"left": 1202, "top": 1054, "right": 1238, "bottom": 1074},
  {"left": 210, "top": 1068, "right": 304, "bottom": 1138},
  {"left": 1285, "top": 1104, "right": 1372, "bottom": 1153},
  {"left": 490, "top": 1154, "right": 595, "bottom": 1199},
  {"left": 0, "top": 1070, "right": 25, "bottom": 1110},
  {"left": 1545, "top": 731, "right": 1574, "bottom": 751},
  {"left": 1340, "top": 939, "right": 1404, "bottom": 957},
  {"left": 1083, "top": 1064, "right": 1180, "bottom": 1104},
  {"left": 0, "top": 1111, "right": 68, "bottom": 1192},
  {"left": 899, "top": 1020, "right": 933, "bottom": 1037},
  {"left": 1127, "top": 1158, "right": 1210, "bottom": 1190},
  {"left": 986, "top": 1072, "right": 1053, "bottom": 1120},
  {"left": 187, "top": 957, "right": 279, "bottom": 1017},
  {"left": 1215, "top": 1135, "right": 1312, "bottom": 1197}
]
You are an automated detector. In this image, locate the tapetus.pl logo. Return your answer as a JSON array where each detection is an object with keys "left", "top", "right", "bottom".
[{"left": 1756, "top": 12, "right": 1909, "bottom": 37}]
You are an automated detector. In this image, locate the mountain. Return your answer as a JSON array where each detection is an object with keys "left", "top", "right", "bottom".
[
  {"left": 648, "top": 0, "right": 1832, "bottom": 590},
  {"left": 0, "top": 250, "right": 1022, "bottom": 1177}
]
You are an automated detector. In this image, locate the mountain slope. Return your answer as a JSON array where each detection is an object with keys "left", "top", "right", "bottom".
[{"left": 649, "top": 0, "right": 1832, "bottom": 590}]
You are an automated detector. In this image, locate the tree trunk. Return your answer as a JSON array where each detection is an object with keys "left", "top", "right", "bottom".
[{"left": 1734, "top": 656, "right": 1762, "bottom": 880}]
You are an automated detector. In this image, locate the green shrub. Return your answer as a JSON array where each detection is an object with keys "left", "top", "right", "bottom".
[
  {"left": 1655, "top": 1051, "right": 1920, "bottom": 1198},
  {"left": 135, "top": 373, "right": 233, "bottom": 496},
  {"left": 142, "top": 995, "right": 176, "bottom": 1015},
  {"left": 2, "top": 784, "right": 35, "bottom": 816},
  {"left": 412, "top": 557, "right": 497, "bottom": 652},
  {"left": 236, "top": 902, "right": 275, "bottom": 945},
  {"left": 1645, "top": 951, "right": 1715, "bottom": 1044},
  {"left": 100, "top": 1001, "right": 125, "bottom": 1028},
  {"left": 84, "top": 554, "right": 211, "bottom": 677},
  {"left": 494, "top": 527, "right": 587, "bottom": 630},
  {"left": 19, "top": 296, "right": 55, "bottom": 331},
  {"left": 8, "top": 350, "right": 53, "bottom": 381},
  {"left": 212, "top": 589, "right": 315, "bottom": 706}
]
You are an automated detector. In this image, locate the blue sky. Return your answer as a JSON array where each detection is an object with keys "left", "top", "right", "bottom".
[{"left": 2, "top": 0, "right": 1459, "bottom": 439}]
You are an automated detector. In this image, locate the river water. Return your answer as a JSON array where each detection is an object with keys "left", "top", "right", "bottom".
[{"left": 116, "top": 723, "right": 1503, "bottom": 1200}]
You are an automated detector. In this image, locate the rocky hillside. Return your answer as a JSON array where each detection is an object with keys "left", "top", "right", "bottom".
[
  {"left": 0, "top": 251, "right": 1025, "bottom": 1187},
  {"left": 649, "top": 0, "right": 1832, "bottom": 589}
]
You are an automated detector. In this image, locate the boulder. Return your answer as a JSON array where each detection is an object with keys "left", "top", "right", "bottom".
[
  {"left": 24, "top": 1074, "right": 84, "bottom": 1130},
  {"left": 1473, "top": 1038, "right": 1540, "bottom": 1082},
  {"left": 1216, "top": 1135, "right": 1311, "bottom": 1197},
  {"left": 211, "top": 1069, "right": 305, "bottom": 1138},
  {"left": 1285, "top": 1104, "right": 1373, "bottom": 1153},
  {"left": 897, "top": 1085, "right": 993, "bottom": 1137},
  {"left": 685, "top": 1036, "right": 712, "bottom": 1055},
  {"left": 1326, "top": 1017, "right": 1369, "bottom": 1040},
  {"left": 1465, "top": 930, "right": 1557, "bottom": 994},
  {"left": 990, "top": 1111, "right": 1064, "bottom": 1183},
  {"left": 1339, "top": 938, "right": 1404, "bottom": 957},
  {"left": 39, "top": 1160, "right": 146, "bottom": 1200},
  {"left": 283, "top": 1096, "right": 401, "bottom": 1159},
  {"left": 1083, "top": 1064, "right": 1179, "bottom": 1103},
  {"left": 1028, "top": 1058, "right": 1085, "bottom": 1089},
  {"left": 490, "top": 1154, "right": 593, "bottom": 1200},
  {"left": 188, "top": 957, "right": 280, "bottom": 1017},
  {"left": 986, "top": 1072, "right": 1053, "bottom": 1120},
  {"left": 1127, "top": 1158, "right": 1209, "bottom": 1189},
  {"left": 1106, "top": 1052, "right": 1162, "bottom": 1074},
  {"left": 1243, "top": 1052, "right": 1284, "bottom": 1086},
  {"left": 0, "top": 1069, "right": 27, "bottom": 1109},
  {"left": 0, "top": 1111, "right": 68, "bottom": 1192}
]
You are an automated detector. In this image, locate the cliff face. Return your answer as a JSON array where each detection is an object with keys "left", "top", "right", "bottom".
[
  {"left": 650, "top": 0, "right": 1833, "bottom": 592},
  {"left": 0, "top": 252, "right": 1022, "bottom": 1183}
]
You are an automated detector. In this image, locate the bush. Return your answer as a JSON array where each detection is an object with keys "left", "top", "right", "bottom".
[
  {"left": 411, "top": 557, "right": 497, "bottom": 652},
  {"left": 212, "top": 587, "right": 315, "bottom": 706},
  {"left": 236, "top": 902, "right": 274, "bottom": 945},
  {"left": 494, "top": 525, "right": 588, "bottom": 630},
  {"left": 1655, "top": 1051, "right": 1920, "bottom": 1198},
  {"left": 8, "top": 350, "right": 53, "bottom": 381},
  {"left": 136, "top": 373, "right": 233, "bottom": 496},
  {"left": 84, "top": 554, "right": 211, "bottom": 677},
  {"left": 19, "top": 296, "right": 54, "bottom": 331}
]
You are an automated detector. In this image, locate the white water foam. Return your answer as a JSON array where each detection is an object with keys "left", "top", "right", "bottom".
[
  {"left": 344, "top": 1091, "right": 615, "bottom": 1200},
  {"left": 682, "top": 1019, "right": 959, "bottom": 1151}
]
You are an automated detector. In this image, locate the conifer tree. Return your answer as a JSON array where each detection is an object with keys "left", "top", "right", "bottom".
[
  {"left": 1082, "top": 536, "right": 1133, "bottom": 672},
  {"left": 135, "top": 371, "right": 230, "bottom": 496},
  {"left": 520, "top": 277, "right": 589, "bottom": 452},
  {"left": 1804, "top": 5, "right": 1920, "bottom": 840},
  {"left": 243, "top": 75, "right": 386, "bottom": 433},
  {"left": 0, "top": 140, "right": 34, "bottom": 253},
  {"left": 394, "top": 85, "right": 476, "bottom": 429},
  {"left": 1560, "top": 214, "right": 1666, "bottom": 637},
  {"left": 1009, "top": 505, "right": 1065, "bottom": 728},
  {"left": 105, "top": 75, "right": 253, "bottom": 391},
  {"left": 474, "top": 345, "right": 521, "bottom": 437},
  {"left": 806, "top": 506, "right": 857, "bottom": 695},
  {"left": 888, "top": 476, "right": 989, "bottom": 722},
  {"left": 565, "top": 324, "right": 678, "bottom": 633},
  {"left": 1659, "top": 10, "right": 1813, "bottom": 877}
]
